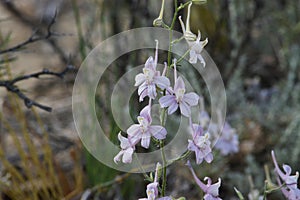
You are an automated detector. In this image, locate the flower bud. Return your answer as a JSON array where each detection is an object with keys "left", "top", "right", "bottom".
[{"left": 153, "top": 0, "right": 165, "bottom": 27}]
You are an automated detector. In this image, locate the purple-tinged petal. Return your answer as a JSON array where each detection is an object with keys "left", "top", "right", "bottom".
[
  {"left": 180, "top": 101, "right": 191, "bottom": 117},
  {"left": 147, "top": 83, "right": 157, "bottom": 99},
  {"left": 168, "top": 102, "right": 179, "bottom": 115},
  {"left": 127, "top": 124, "right": 141, "bottom": 137},
  {"left": 153, "top": 76, "right": 170, "bottom": 89},
  {"left": 195, "top": 150, "right": 204, "bottom": 164},
  {"left": 118, "top": 133, "right": 131, "bottom": 149},
  {"left": 159, "top": 95, "right": 176, "bottom": 107},
  {"left": 149, "top": 125, "right": 167, "bottom": 140},
  {"left": 189, "top": 50, "right": 197, "bottom": 64},
  {"left": 122, "top": 148, "right": 134, "bottom": 163},
  {"left": 192, "top": 124, "right": 203, "bottom": 138},
  {"left": 114, "top": 151, "right": 124, "bottom": 164},
  {"left": 188, "top": 140, "right": 198, "bottom": 152},
  {"left": 139, "top": 90, "right": 148, "bottom": 102},
  {"left": 197, "top": 54, "right": 206, "bottom": 67},
  {"left": 283, "top": 164, "right": 292, "bottom": 175},
  {"left": 145, "top": 56, "right": 155, "bottom": 69},
  {"left": 138, "top": 82, "right": 148, "bottom": 96},
  {"left": 184, "top": 92, "right": 199, "bottom": 106},
  {"left": 205, "top": 153, "right": 213, "bottom": 163},
  {"left": 206, "top": 178, "right": 221, "bottom": 196},
  {"left": 186, "top": 160, "right": 207, "bottom": 191},
  {"left": 135, "top": 73, "right": 146, "bottom": 86},
  {"left": 174, "top": 76, "right": 185, "bottom": 93},
  {"left": 140, "top": 105, "right": 152, "bottom": 124},
  {"left": 141, "top": 133, "right": 151, "bottom": 149}
]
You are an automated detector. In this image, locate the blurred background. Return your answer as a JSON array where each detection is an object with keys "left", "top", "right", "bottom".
[{"left": 0, "top": 0, "right": 299, "bottom": 199}]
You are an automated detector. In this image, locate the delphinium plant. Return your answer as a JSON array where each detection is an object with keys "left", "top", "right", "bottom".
[{"left": 112, "top": 1, "right": 299, "bottom": 199}]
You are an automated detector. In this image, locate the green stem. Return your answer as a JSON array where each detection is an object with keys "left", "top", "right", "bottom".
[
  {"left": 160, "top": 0, "right": 194, "bottom": 196},
  {"left": 160, "top": 140, "right": 167, "bottom": 196}
]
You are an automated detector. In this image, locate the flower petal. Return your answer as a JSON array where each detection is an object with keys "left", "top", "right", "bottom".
[
  {"left": 283, "top": 164, "right": 292, "bottom": 175},
  {"left": 174, "top": 76, "right": 185, "bottom": 93},
  {"left": 189, "top": 50, "right": 197, "bottom": 64},
  {"left": 135, "top": 73, "right": 146, "bottom": 86},
  {"left": 195, "top": 149, "right": 204, "bottom": 164},
  {"left": 145, "top": 56, "right": 156, "bottom": 70},
  {"left": 159, "top": 95, "right": 176, "bottom": 107},
  {"left": 147, "top": 83, "right": 157, "bottom": 99},
  {"left": 118, "top": 133, "right": 130, "bottom": 149},
  {"left": 114, "top": 150, "right": 124, "bottom": 164},
  {"left": 179, "top": 101, "right": 191, "bottom": 117},
  {"left": 153, "top": 76, "right": 170, "bottom": 89},
  {"left": 206, "top": 178, "right": 221, "bottom": 196},
  {"left": 188, "top": 140, "right": 198, "bottom": 152},
  {"left": 204, "top": 152, "right": 213, "bottom": 163},
  {"left": 138, "top": 82, "right": 148, "bottom": 96},
  {"left": 141, "top": 134, "right": 151, "bottom": 149},
  {"left": 127, "top": 124, "right": 141, "bottom": 137},
  {"left": 184, "top": 92, "right": 199, "bottom": 106},
  {"left": 197, "top": 54, "right": 206, "bottom": 67},
  {"left": 122, "top": 148, "right": 134, "bottom": 163},
  {"left": 149, "top": 125, "right": 167, "bottom": 140},
  {"left": 168, "top": 102, "right": 179, "bottom": 115},
  {"left": 140, "top": 105, "right": 152, "bottom": 124}
]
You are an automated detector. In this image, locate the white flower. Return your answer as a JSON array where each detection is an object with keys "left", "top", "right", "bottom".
[{"left": 178, "top": 3, "right": 208, "bottom": 66}]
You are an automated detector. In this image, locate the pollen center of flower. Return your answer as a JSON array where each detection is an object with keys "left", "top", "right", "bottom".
[
  {"left": 138, "top": 116, "right": 148, "bottom": 133},
  {"left": 176, "top": 88, "right": 185, "bottom": 102},
  {"left": 196, "top": 134, "right": 209, "bottom": 149},
  {"left": 143, "top": 68, "right": 154, "bottom": 83}
]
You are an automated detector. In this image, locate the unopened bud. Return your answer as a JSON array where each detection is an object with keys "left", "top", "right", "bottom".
[
  {"left": 153, "top": 0, "right": 165, "bottom": 27},
  {"left": 153, "top": 18, "right": 163, "bottom": 27}
]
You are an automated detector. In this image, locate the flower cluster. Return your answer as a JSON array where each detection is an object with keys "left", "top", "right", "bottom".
[
  {"left": 271, "top": 151, "right": 300, "bottom": 200},
  {"left": 113, "top": 2, "right": 241, "bottom": 199},
  {"left": 114, "top": 39, "right": 209, "bottom": 165}
]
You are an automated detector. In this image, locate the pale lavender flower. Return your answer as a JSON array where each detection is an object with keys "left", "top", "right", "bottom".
[
  {"left": 139, "top": 163, "right": 172, "bottom": 200},
  {"left": 127, "top": 105, "right": 167, "bottom": 149},
  {"left": 135, "top": 41, "right": 170, "bottom": 101},
  {"left": 271, "top": 150, "right": 300, "bottom": 200},
  {"left": 114, "top": 132, "right": 136, "bottom": 164},
  {"left": 178, "top": 3, "right": 208, "bottom": 66},
  {"left": 188, "top": 124, "right": 213, "bottom": 164},
  {"left": 159, "top": 62, "right": 199, "bottom": 117},
  {"left": 215, "top": 122, "right": 239, "bottom": 155},
  {"left": 187, "top": 161, "right": 222, "bottom": 200}
]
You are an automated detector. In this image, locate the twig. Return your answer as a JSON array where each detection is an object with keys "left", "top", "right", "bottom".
[
  {"left": 0, "top": 1, "right": 69, "bottom": 63},
  {"left": 0, "top": 65, "right": 75, "bottom": 112},
  {"left": 0, "top": 12, "right": 57, "bottom": 54}
]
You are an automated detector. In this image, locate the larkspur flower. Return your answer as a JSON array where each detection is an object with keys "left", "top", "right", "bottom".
[
  {"left": 214, "top": 122, "right": 239, "bottom": 155},
  {"left": 187, "top": 124, "right": 213, "bottom": 164},
  {"left": 135, "top": 40, "right": 170, "bottom": 101},
  {"left": 127, "top": 104, "right": 167, "bottom": 149},
  {"left": 139, "top": 163, "right": 172, "bottom": 200},
  {"left": 271, "top": 150, "right": 300, "bottom": 200},
  {"left": 187, "top": 161, "right": 222, "bottom": 200},
  {"left": 159, "top": 61, "right": 199, "bottom": 117},
  {"left": 178, "top": 3, "right": 208, "bottom": 66},
  {"left": 114, "top": 132, "right": 136, "bottom": 164}
]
